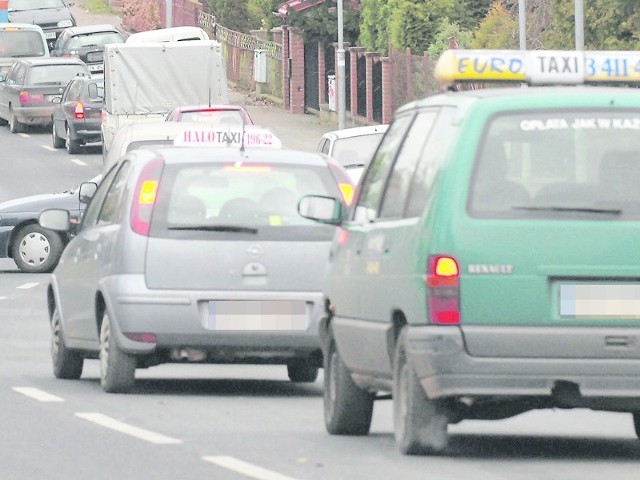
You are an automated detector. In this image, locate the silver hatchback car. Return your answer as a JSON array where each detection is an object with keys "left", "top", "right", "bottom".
[{"left": 41, "top": 143, "right": 353, "bottom": 393}]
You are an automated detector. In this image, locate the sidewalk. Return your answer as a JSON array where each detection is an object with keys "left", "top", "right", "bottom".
[{"left": 70, "top": 0, "right": 334, "bottom": 152}]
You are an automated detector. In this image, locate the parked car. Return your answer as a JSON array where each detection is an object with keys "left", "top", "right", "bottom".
[
  {"left": 52, "top": 73, "right": 104, "bottom": 153},
  {"left": 165, "top": 104, "right": 254, "bottom": 127},
  {"left": 40, "top": 130, "right": 354, "bottom": 393},
  {"left": 51, "top": 24, "right": 125, "bottom": 74},
  {"left": 0, "top": 175, "right": 101, "bottom": 273},
  {"left": 8, "top": 0, "right": 76, "bottom": 49},
  {"left": 125, "top": 26, "right": 209, "bottom": 43},
  {"left": 0, "top": 23, "right": 49, "bottom": 77},
  {"left": 316, "top": 125, "right": 388, "bottom": 171},
  {"left": 300, "top": 49, "right": 640, "bottom": 455},
  {"left": 0, "top": 57, "right": 89, "bottom": 133}
]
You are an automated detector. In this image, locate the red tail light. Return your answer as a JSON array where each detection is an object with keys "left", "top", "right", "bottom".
[
  {"left": 101, "top": 109, "right": 106, "bottom": 124},
  {"left": 19, "top": 91, "right": 45, "bottom": 104},
  {"left": 426, "top": 255, "right": 460, "bottom": 325},
  {"left": 130, "top": 159, "right": 164, "bottom": 236},
  {"left": 74, "top": 102, "right": 85, "bottom": 119}
]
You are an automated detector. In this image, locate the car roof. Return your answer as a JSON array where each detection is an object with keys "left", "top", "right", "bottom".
[
  {"left": 63, "top": 24, "right": 121, "bottom": 36},
  {"left": 173, "top": 105, "right": 248, "bottom": 112},
  {"left": 17, "top": 57, "right": 87, "bottom": 67},
  {"left": 322, "top": 124, "right": 389, "bottom": 140},
  {"left": 0, "top": 22, "right": 45, "bottom": 31}
]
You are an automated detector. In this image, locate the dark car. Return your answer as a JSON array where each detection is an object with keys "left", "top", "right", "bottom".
[
  {"left": 0, "top": 56, "right": 89, "bottom": 133},
  {"left": 8, "top": 0, "right": 76, "bottom": 49},
  {"left": 52, "top": 74, "right": 104, "bottom": 153},
  {"left": 0, "top": 175, "right": 100, "bottom": 273},
  {"left": 51, "top": 24, "right": 124, "bottom": 74},
  {"left": 165, "top": 105, "right": 254, "bottom": 126}
]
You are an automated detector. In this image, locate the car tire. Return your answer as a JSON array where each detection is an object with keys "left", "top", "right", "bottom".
[
  {"left": 324, "top": 336, "right": 375, "bottom": 435},
  {"left": 11, "top": 223, "right": 64, "bottom": 273},
  {"left": 633, "top": 412, "right": 640, "bottom": 439},
  {"left": 9, "top": 107, "right": 24, "bottom": 133},
  {"left": 99, "top": 311, "right": 136, "bottom": 393},
  {"left": 393, "top": 327, "right": 449, "bottom": 455},
  {"left": 287, "top": 362, "right": 319, "bottom": 383},
  {"left": 66, "top": 124, "right": 81, "bottom": 154},
  {"left": 51, "top": 305, "right": 84, "bottom": 379},
  {"left": 52, "top": 121, "right": 65, "bottom": 148},
  {"left": 0, "top": 114, "right": 7, "bottom": 126}
]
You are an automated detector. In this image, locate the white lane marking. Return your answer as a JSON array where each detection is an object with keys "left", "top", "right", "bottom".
[
  {"left": 71, "top": 159, "right": 87, "bottom": 166},
  {"left": 13, "top": 387, "right": 64, "bottom": 402},
  {"left": 75, "top": 413, "right": 183, "bottom": 444},
  {"left": 18, "top": 133, "right": 29, "bottom": 138},
  {"left": 17, "top": 282, "right": 39, "bottom": 290},
  {"left": 42, "top": 145, "right": 56, "bottom": 152},
  {"left": 202, "top": 456, "right": 301, "bottom": 480}
]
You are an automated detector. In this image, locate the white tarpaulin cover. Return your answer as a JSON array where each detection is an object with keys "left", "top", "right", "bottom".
[{"left": 103, "top": 40, "right": 229, "bottom": 115}]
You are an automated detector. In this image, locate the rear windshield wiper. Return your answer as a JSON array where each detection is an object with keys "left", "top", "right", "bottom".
[
  {"left": 513, "top": 206, "right": 622, "bottom": 215},
  {"left": 168, "top": 225, "right": 259, "bottom": 234}
]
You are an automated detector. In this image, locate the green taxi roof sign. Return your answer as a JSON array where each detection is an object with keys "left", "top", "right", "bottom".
[{"left": 434, "top": 49, "right": 640, "bottom": 85}]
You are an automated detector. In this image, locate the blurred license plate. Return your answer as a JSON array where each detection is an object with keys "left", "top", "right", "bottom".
[
  {"left": 560, "top": 284, "right": 640, "bottom": 318},
  {"left": 89, "top": 64, "right": 103, "bottom": 72},
  {"left": 47, "top": 95, "right": 61, "bottom": 102},
  {"left": 207, "top": 300, "right": 308, "bottom": 330},
  {"left": 87, "top": 52, "right": 102, "bottom": 62},
  {"left": 45, "top": 32, "right": 56, "bottom": 39}
]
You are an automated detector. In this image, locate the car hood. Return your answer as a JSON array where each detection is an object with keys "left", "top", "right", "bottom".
[
  {"left": 0, "top": 191, "right": 78, "bottom": 214},
  {"left": 9, "top": 8, "right": 73, "bottom": 25}
]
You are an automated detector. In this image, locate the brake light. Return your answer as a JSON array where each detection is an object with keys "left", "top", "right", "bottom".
[
  {"left": 130, "top": 159, "right": 164, "bottom": 236},
  {"left": 124, "top": 332, "right": 157, "bottom": 343},
  {"left": 19, "top": 91, "right": 45, "bottom": 104},
  {"left": 426, "top": 255, "right": 460, "bottom": 325},
  {"left": 74, "top": 102, "right": 85, "bottom": 119},
  {"left": 101, "top": 109, "right": 106, "bottom": 124},
  {"left": 338, "top": 182, "right": 354, "bottom": 206}
]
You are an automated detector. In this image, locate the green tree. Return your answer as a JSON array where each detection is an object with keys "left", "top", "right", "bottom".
[
  {"left": 428, "top": 20, "right": 474, "bottom": 57},
  {"left": 451, "top": 0, "right": 493, "bottom": 31},
  {"left": 248, "top": 0, "right": 281, "bottom": 32},
  {"left": 206, "top": 0, "right": 254, "bottom": 32},
  {"left": 285, "top": 0, "right": 360, "bottom": 45},
  {"left": 387, "top": 0, "right": 454, "bottom": 54},
  {"left": 470, "top": 2, "right": 518, "bottom": 49},
  {"left": 359, "top": 0, "right": 392, "bottom": 53}
]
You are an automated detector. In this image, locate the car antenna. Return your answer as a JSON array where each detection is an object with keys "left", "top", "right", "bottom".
[{"left": 208, "top": 88, "right": 211, "bottom": 108}]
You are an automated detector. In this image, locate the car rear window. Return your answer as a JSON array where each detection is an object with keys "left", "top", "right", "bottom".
[
  {"left": 28, "top": 64, "right": 88, "bottom": 85},
  {"left": 468, "top": 109, "right": 640, "bottom": 220},
  {"left": 178, "top": 110, "right": 246, "bottom": 126},
  {"left": 0, "top": 31, "right": 46, "bottom": 58},
  {"left": 67, "top": 32, "right": 124, "bottom": 49},
  {"left": 331, "top": 133, "right": 385, "bottom": 167},
  {"left": 150, "top": 162, "right": 340, "bottom": 241}
]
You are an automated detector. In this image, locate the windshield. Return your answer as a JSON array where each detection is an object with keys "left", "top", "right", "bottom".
[
  {"left": 331, "top": 133, "right": 385, "bottom": 167},
  {"left": 9, "top": 0, "right": 66, "bottom": 10},
  {"left": 469, "top": 110, "right": 640, "bottom": 219},
  {"left": 0, "top": 31, "right": 46, "bottom": 58},
  {"left": 27, "top": 64, "right": 88, "bottom": 85}
]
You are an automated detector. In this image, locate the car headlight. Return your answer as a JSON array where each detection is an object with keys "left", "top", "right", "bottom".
[{"left": 58, "top": 19, "right": 74, "bottom": 28}]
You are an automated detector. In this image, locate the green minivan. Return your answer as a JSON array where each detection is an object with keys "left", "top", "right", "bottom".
[{"left": 301, "top": 49, "right": 640, "bottom": 455}]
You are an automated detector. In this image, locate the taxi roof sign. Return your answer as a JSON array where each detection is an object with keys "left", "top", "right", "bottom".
[
  {"left": 435, "top": 49, "right": 640, "bottom": 85},
  {"left": 173, "top": 125, "right": 282, "bottom": 149}
]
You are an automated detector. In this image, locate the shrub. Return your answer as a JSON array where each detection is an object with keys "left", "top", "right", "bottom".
[{"left": 122, "top": 0, "right": 161, "bottom": 33}]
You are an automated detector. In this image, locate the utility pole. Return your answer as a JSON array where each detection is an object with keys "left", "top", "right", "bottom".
[
  {"left": 166, "top": 0, "right": 173, "bottom": 28},
  {"left": 518, "top": 0, "right": 526, "bottom": 50},
  {"left": 337, "top": 0, "right": 346, "bottom": 129},
  {"left": 575, "top": 0, "right": 584, "bottom": 50}
]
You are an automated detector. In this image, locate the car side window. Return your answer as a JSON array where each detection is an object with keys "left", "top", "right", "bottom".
[
  {"left": 97, "top": 161, "right": 133, "bottom": 225},
  {"left": 405, "top": 107, "right": 458, "bottom": 218},
  {"left": 378, "top": 109, "right": 439, "bottom": 219},
  {"left": 80, "top": 165, "right": 121, "bottom": 230},
  {"left": 352, "top": 114, "right": 414, "bottom": 222},
  {"left": 64, "top": 80, "right": 83, "bottom": 101}
]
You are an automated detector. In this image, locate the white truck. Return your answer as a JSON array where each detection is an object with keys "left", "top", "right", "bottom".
[{"left": 101, "top": 40, "right": 229, "bottom": 155}]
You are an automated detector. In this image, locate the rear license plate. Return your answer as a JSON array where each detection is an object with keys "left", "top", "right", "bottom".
[
  {"left": 89, "top": 63, "right": 103, "bottom": 72},
  {"left": 87, "top": 52, "right": 103, "bottom": 62},
  {"left": 206, "top": 300, "right": 308, "bottom": 331},
  {"left": 560, "top": 284, "right": 640, "bottom": 318},
  {"left": 45, "top": 32, "right": 56, "bottom": 39}
]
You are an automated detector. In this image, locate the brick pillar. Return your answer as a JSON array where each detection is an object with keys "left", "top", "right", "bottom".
[
  {"left": 365, "top": 52, "right": 378, "bottom": 124},
  {"left": 349, "top": 47, "right": 365, "bottom": 118},
  {"left": 381, "top": 57, "right": 393, "bottom": 124},
  {"left": 288, "top": 28, "right": 305, "bottom": 114},
  {"left": 280, "top": 27, "right": 291, "bottom": 110},
  {"left": 318, "top": 42, "right": 326, "bottom": 105}
]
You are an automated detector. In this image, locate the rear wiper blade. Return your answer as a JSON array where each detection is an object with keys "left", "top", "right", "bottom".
[
  {"left": 168, "top": 225, "right": 258, "bottom": 234},
  {"left": 514, "top": 206, "right": 622, "bottom": 215}
]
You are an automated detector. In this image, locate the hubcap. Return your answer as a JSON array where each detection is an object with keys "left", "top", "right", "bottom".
[{"left": 18, "top": 231, "right": 50, "bottom": 266}]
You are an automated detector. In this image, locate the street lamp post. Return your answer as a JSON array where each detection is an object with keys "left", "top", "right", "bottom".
[
  {"left": 518, "top": 0, "right": 526, "bottom": 50},
  {"left": 575, "top": 0, "right": 584, "bottom": 50},
  {"left": 337, "top": 0, "right": 346, "bottom": 129}
]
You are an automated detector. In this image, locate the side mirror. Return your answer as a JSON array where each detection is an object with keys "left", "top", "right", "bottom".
[
  {"left": 39, "top": 209, "right": 71, "bottom": 232},
  {"left": 298, "top": 195, "right": 343, "bottom": 225},
  {"left": 79, "top": 182, "right": 98, "bottom": 205}
]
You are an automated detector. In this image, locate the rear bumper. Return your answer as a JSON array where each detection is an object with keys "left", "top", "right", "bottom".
[
  {"left": 407, "top": 325, "right": 640, "bottom": 399},
  {"left": 14, "top": 105, "right": 55, "bottom": 126},
  {"left": 69, "top": 120, "right": 102, "bottom": 143},
  {"left": 101, "top": 275, "right": 323, "bottom": 363}
]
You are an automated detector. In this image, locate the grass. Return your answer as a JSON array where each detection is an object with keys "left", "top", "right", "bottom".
[{"left": 83, "top": 0, "right": 118, "bottom": 14}]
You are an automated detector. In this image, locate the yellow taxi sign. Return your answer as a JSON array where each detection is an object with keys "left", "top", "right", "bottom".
[
  {"left": 435, "top": 49, "right": 640, "bottom": 85},
  {"left": 173, "top": 125, "right": 281, "bottom": 149}
]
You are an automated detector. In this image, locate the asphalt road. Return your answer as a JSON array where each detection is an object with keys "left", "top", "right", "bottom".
[{"left": 2, "top": 125, "right": 640, "bottom": 479}]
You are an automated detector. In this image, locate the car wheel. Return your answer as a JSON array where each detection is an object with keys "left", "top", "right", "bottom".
[
  {"left": 633, "top": 412, "right": 640, "bottom": 439},
  {"left": 393, "top": 327, "right": 449, "bottom": 455},
  {"left": 324, "top": 336, "right": 375, "bottom": 435},
  {"left": 52, "top": 121, "right": 65, "bottom": 148},
  {"left": 9, "top": 107, "right": 24, "bottom": 133},
  {"left": 51, "top": 305, "right": 84, "bottom": 379},
  {"left": 287, "top": 362, "right": 319, "bottom": 383},
  {"left": 11, "top": 223, "right": 64, "bottom": 273},
  {"left": 99, "top": 311, "right": 136, "bottom": 393},
  {"left": 66, "top": 124, "right": 81, "bottom": 154},
  {"left": 0, "top": 114, "right": 7, "bottom": 126}
]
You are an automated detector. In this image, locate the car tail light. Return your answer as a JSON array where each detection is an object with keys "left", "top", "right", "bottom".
[
  {"left": 101, "top": 109, "right": 106, "bottom": 124},
  {"left": 74, "top": 102, "right": 85, "bottom": 119},
  {"left": 19, "top": 91, "right": 45, "bottom": 104},
  {"left": 130, "top": 159, "right": 164, "bottom": 236},
  {"left": 124, "top": 332, "right": 157, "bottom": 343},
  {"left": 426, "top": 255, "right": 460, "bottom": 325}
]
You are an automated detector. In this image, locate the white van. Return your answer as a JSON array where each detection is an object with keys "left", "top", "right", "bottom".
[
  {"left": 125, "top": 26, "right": 209, "bottom": 44},
  {"left": 0, "top": 23, "right": 49, "bottom": 75}
]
